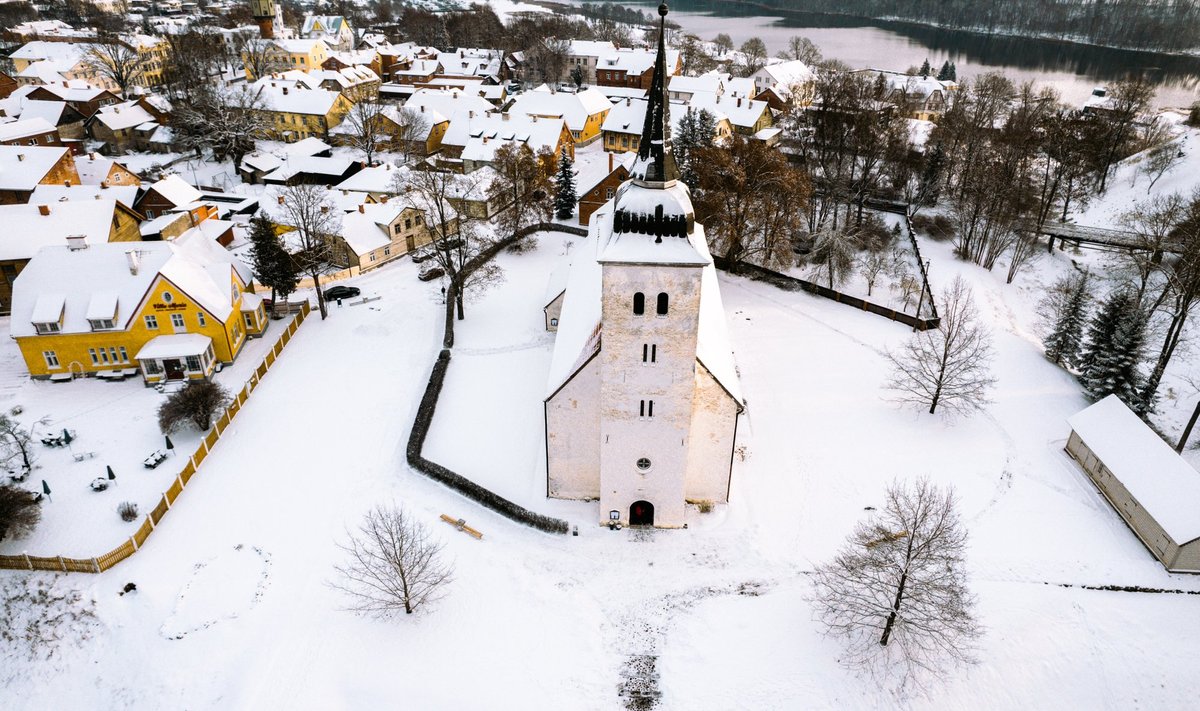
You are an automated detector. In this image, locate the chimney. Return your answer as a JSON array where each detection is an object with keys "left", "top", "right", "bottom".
[
  {"left": 126, "top": 250, "right": 140, "bottom": 275},
  {"left": 608, "top": 152, "right": 613, "bottom": 172},
  {"left": 277, "top": 195, "right": 285, "bottom": 204},
  {"left": 66, "top": 234, "right": 87, "bottom": 250},
  {"left": 502, "top": 113, "right": 510, "bottom": 121},
  {"left": 101, "top": 181, "right": 109, "bottom": 189},
  {"left": 88, "top": 152, "right": 96, "bottom": 160},
  {"left": 320, "top": 205, "right": 329, "bottom": 213},
  {"left": 38, "top": 204, "right": 49, "bottom": 216},
  {"left": 283, "top": 86, "right": 289, "bottom": 95},
  {"left": 17, "top": 153, "right": 25, "bottom": 162},
  {"left": 419, "top": 105, "right": 425, "bottom": 112},
  {"left": 626, "top": 97, "right": 631, "bottom": 106},
  {"left": 737, "top": 97, "right": 743, "bottom": 107},
  {"left": 64, "top": 179, "right": 71, "bottom": 187},
  {"left": 469, "top": 110, "right": 474, "bottom": 119},
  {"left": 358, "top": 204, "right": 364, "bottom": 213},
  {"left": 381, "top": 195, "right": 389, "bottom": 203}
]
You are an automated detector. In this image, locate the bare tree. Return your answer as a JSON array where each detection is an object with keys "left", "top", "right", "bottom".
[
  {"left": 1116, "top": 193, "right": 1186, "bottom": 301},
  {"left": 1140, "top": 141, "right": 1183, "bottom": 192},
  {"left": 808, "top": 229, "right": 856, "bottom": 289},
  {"left": 399, "top": 169, "right": 504, "bottom": 322},
  {"left": 0, "top": 414, "right": 44, "bottom": 472},
  {"left": 390, "top": 106, "right": 432, "bottom": 164},
  {"left": 886, "top": 276, "right": 995, "bottom": 415},
  {"left": 237, "top": 37, "right": 287, "bottom": 80},
  {"left": 174, "top": 84, "right": 271, "bottom": 169},
  {"left": 0, "top": 484, "right": 41, "bottom": 542},
  {"left": 276, "top": 184, "right": 343, "bottom": 319},
  {"left": 488, "top": 143, "right": 554, "bottom": 239},
  {"left": 340, "top": 93, "right": 386, "bottom": 165},
  {"left": 1004, "top": 232, "right": 1041, "bottom": 284},
  {"left": 332, "top": 504, "right": 452, "bottom": 617},
  {"left": 810, "top": 478, "right": 980, "bottom": 689},
  {"left": 779, "top": 35, "right": 822, "bottom": 64},
  {"left": 84, "top": 39, "right": 142, "bottom": 93},
  {"left": 858, "top": 248, "right": 891, "bottom": 297}
]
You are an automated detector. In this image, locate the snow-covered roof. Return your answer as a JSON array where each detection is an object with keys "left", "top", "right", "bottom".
[
  {"left": 444, "top": 111, "right": 567, "bottom": 164},
  {"left": 301, "top": 15, "right": 348, "bottom": 38},
  {"left": 754, "top": 59, "right": 816, "bottom": 88},
  {"left": 93, "top": 100, "right": 156, "bottom": 131},
  {"left": 334, "top": 163, "right": 405, "bottom": 194},
  {"left": 339, "top": 204, "right": 406, "bottom": 255},
  {"left": 267, "top": 38, "right": 329, "bottom": 55},
  {"left": 16, "top": 99, "right": 69, "bottom": 126},
  {"left": 0, "top": 117, "right": 55, "bottom": 141},
  {"left": 601, "top": 98, "right": 719, "bottom": 136},
  {"left": 576, "top": 152, "right": 635, "bottom": 196},
  {"left": 250, "top": 83, "right": 342, "bottom": 116},
  {"left": 545, "top": 202, "right": 741, "bottom": 403},
  {"left": 29, "top": 183, "right": 139, "bottom": 209},
  {"left": 75, "top": 154, "right": 135, "bottom": 185},
  {"left": 568, "top": 40, "right": 618, "bottom": 58},
  {"left": 10, "top": 41, "right": 88, "bottom": 65},
  {"left": 406, "top": 88, "right": 493, "bottom": 121},
  {"left": 0, "top": 145, "right": 70, "bottom": 191},
  {"left": 1068, "top": 395, "right": 1200, "bottom": 544},
  {"left": 135, "top": 333, "right": 212, "bottom": 360},
  {"left": 668, "top": 72, "right": 726, "bottom": 97},
  {"left": 145, "top": 175, "right": 203, "bottom": 208},
  {"left": 28, "top": 82, "right": 111, "bottom": 103},
  {"left": 509, "top": 88, "right": 613, "bottom": 133},
  {"left": 593, "top": 86, "right": 647, "bottom": 102},
  {"left": 262, "top": 156, "right": 355, "bottom": 183},
  {"left": 84, "top": 290, "right": 117, "bottom": 321},
  {"left": 10, "top": 230, "right": 252, "bottom": 339},
  {"left": 687, "top": 91, "right": 766, "bottom": 129},
  {"left": 597, "top": 48, "right": 680, "bottom": 77}
]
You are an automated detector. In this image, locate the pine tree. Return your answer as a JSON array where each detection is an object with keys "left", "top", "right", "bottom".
[
  {"left": 1078, "top": 289, "right": 1149, "bottom": 410},
  {"left": 917, "top": 143, "right": 945, "bottom": 205},
  {"left": 937, "top": 60, "right": 952, "bottom": 81},
  {"left": 554, "top": 149, "right": 577, "bottom": 221},
  {"left": 248, "top": 213, "right": 298, "bottom": 314},
  {"left": 676, "top": 108, "right": 716, "bottom": 191},
  {"left": 1043, "top": 271, "right": 1092, "bottom": 367},
  {"left": 918, "top": 58, "right": 931, "bottom": 77},
  {"left": 949, "top": 62, "right": 957, "bottom": 81}
]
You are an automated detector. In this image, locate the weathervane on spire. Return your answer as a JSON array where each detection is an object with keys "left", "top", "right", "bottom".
[{"left": 629, "top": 2, "right": 678, "bottom": 186}]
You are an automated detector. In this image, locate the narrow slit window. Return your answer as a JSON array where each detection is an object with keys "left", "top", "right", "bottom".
[
  {"left": 651, "top": 345, "right": 657, "bottom": 362},
  {"left": 647, "top": 400, "right": 654, "bottom": 418},
  {"left": 642, "top": 344, "right": 648, "bottom": 362},
  {"left": 633, "top": 292, "right": 645, "bottom": 315},
  {"left": 639, "top": 400, "right": 645, "bottom": 417},
  {"left": 656, "top": 292, "right": 668, "bottom": 315}
]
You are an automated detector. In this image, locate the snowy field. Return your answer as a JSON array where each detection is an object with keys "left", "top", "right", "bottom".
[{"left": 2, "top": 229, "right": 1199, "bottom": 709}]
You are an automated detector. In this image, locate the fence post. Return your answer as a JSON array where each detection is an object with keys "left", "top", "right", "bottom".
[
  {"left": 91, "top": 557, "right": 100, "bottom": 573},
  {"left": 24, "top": 553, "right": 31, "bottom": 570},
  {"left": 147, "top": 513, "right": 155, "bottom": 531},
  {"left": 176, "top": 474, "right": 185, "bottom": 491},
  {"left": 57, "top": 555, "right": 66, "bottom": 572},
  {"left": 130, "top": 534, "right": 139, "bottom": 551}
]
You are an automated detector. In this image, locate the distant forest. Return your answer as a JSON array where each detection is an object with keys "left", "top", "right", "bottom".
[{"left": 762, "top": 0, "right": 1200, "bottom": 53}]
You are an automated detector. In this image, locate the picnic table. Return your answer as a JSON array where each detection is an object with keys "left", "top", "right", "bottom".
[
  {"left": 90, "top": 478, "right": 109, "bottom": 492},
  {"left": 41, "top": 436, "right": 66, "bottom": 448},
  {"left": 143, "top": 450, "right": 168, "bottom": 469},
  {"left": 72, "top": 451, "right": 96, "bottom": 462}
]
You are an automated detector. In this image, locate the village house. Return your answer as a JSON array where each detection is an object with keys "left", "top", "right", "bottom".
[
  {"left": 445, "top": 166, "right": 507, "bottom": 219},
  {"left": 688, "top": 91, "right": 772, "bottom": 136},
  {"left": 414, "top": 79, "right": 506, "bottom": 106},
  {"left": 74, "top": 152, "right": 141, "bottom": 186},
  {"left": 134, "top": 175, "right": 213, "bottom": 226},
  {"left": 508, "top": 87, "right": 613, "bottom": 146},
  {"left": 239, "top": 137, "right": 333, "bottom": 184},
  {"left": 545, "top": 10, "right": 743, "bottom": 528},
  {"left": 601, "top": 97, "right": 731, "bottom": 153},
  {"left": 0, "top": 145, "right": 81, "bottom": 204},
  {"left": 261, "top": 156, "right": 362, "bottom": 186},
  {"left": 9, "top": 42, "right": 111, "bottom": 90},
  {"left": 9, "top": 231, "right": 265, "bottom": 383},
  {"left": 333, "top": 199, "right": 441, "bottom": 271},
  {"left": 751, "top": 59, "right": 817, "bottom": 107},
  {"left": 323, "top": 48, "right": 384, "bottom": 79},
  {"left": 564, "top": 40, "right": 619, "bottom": 85},
  {"left": 392, "top": 59, "right": 440, "bottom": 85},
  {"left": 300, "top": 15, "right": 356, "bottom": 52},
  {"left": 250, "top": 83, "right": 353, "bottom": 142},
  {"left": 243, "top": 39, "right": 331, "bottom": 80},
  {"left": 1066, "top": 395, "right": 1200, "bottom": 574},
  {"left": 27, "top": 84, "right": 120, "bottom": 119},
  {"left": 869, "top": 71, "right": 957, "bottom": 121},
  {"left": 0, "top": 71, "right": 19, "bottom": 100},
  {"left": 29, "top": 182, "right": 141, "bottom": 216},
  {"left": 435, "top": 49, "right": 503, "bottom": 82},
  {"left": 595, "top": 47, "right": 681, "bottom": 90},
  {"left": 86, "top": 100, "right": 160, "bottom": 154},
  {"left": 577, "top": 152, "right": 634, "bottom": 226},
  {"left": 0, "top": 198, "right": 144, "bottom": 313},
  {"left": 0, "top": 117, "right": 62, "bottom": 148},
  {"left": 440, "top": 110, "right": 573, "bottom": 173},
  {"left": 6, "top": 99, "right": 87, "bottom": 143}
]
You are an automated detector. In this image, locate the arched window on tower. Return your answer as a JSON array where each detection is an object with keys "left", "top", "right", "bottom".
[
  {"left": 633, "top": 292, "right": 645, "bottom": 315},
  {"left": 656, "top": 292, "right": 669, "bottom": 316}
]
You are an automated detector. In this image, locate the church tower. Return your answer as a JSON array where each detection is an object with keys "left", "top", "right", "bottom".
[
  {"left": 597, "top": 3, "right": 707, "bottom": 528},
  {"left": 250, "top": 0, "right": 277, "bottom": 39},
  {"left": 543, "top": 3, "right": 742, "bottom": 529}
]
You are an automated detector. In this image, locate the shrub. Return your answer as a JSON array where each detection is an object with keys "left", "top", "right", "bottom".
[
  {"left": 158, "top": 380, "right": 232, "bottom": 433},
  {"left": 1188, "top": 101, "right": 1200, "bottom": 127},
  {"left": 911, "top": 214, "right": 955, "bottom": 241},
  {"left": 117, "top": 501, "right": 138, "bottom": 522},
  {"left": 696, "top": 500, "right": 714, "bottom": 513},
  {"left": 0, "top": 484, "right": 41, "bottom": 542}
]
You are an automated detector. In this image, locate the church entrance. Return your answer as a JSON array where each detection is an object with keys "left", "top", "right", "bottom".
[{"left": 629, "top": 501, "right": 654, "bottom": 526}]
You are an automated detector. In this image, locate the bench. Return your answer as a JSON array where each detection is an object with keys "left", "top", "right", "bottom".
[
  {"left": 72, "top": 451, "right": 96, "bottom": 462},
  {"left": 48, "top": 373, "right": 72, "bottom": 382},
  {"left": 440, "top": 513, "right": 483, "bottom": 540},
  {"left": 143, "top": 450, "right": 168, "bottom": 468}
]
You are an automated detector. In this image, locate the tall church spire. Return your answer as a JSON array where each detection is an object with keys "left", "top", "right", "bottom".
[{"left": 630, "top": 3, "right": 677, "bottom": 186}]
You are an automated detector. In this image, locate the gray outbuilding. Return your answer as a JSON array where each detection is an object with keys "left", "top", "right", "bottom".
[{"left": 1066, "top": 395, "right": 1200, "bottom": 573}]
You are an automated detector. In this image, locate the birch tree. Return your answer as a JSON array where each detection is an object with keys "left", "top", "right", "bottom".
[
  {"left": 886, "top": 276, "right": 995, "bottom": 415},
  {"left": 276, "top": 184, "right": 342, "bottom": 320},
  {"left": 810, "top": 478, "right": 980, "bottom": 688},
  {"left": 84, "top": 39, "right": 142, "bottom": 93}
]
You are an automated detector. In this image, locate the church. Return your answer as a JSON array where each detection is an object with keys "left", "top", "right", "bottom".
[{"left": 543, "top": 4, "right": 744, "bottom": 529}]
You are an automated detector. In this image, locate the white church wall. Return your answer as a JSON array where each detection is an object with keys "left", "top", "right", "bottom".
[
  {"left": 545, "top": 356, "right": 602, "bottom": 499},
  {"left": 684, "top": 363, "right": 740, "bottom": 504}
]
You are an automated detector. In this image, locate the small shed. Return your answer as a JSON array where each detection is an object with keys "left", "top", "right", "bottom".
[{"left": 1066, "top": 395, "right": 1200, "bottom": 573}]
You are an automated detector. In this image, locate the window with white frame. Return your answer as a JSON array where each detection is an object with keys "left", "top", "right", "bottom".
[
  {"left": 145, "top": 314, "right": 158, "bottom": 329},
  {"left": 43, "top": 351, "right": 59, "bottom": 368},
  {"left": 34, "top": 321, "right": 60, "bottom": 334},
  {"left": 197, "top": 312, "right": 206, "bottom": 328},
  {"left": 185, "top": 355, "right": 202, "bottom": 372},
  {"left": 88, "top": 318, "right": 115, "bottom": 330}
]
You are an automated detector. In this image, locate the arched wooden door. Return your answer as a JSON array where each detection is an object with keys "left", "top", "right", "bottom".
[{"left": 629, "top": 501, "right": 654, "bottom": 526}]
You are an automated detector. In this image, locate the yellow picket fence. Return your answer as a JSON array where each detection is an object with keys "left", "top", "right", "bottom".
[{"left": 0, "top": 302, "right": 312, "bottom": 574}]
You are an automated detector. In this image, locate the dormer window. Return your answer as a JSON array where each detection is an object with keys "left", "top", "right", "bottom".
[
  {"left": 88, "top": 318, "right": 116, "bottom": 330},
  {"left": 34, "top": 321, "right": 60, "bottom": 334}
]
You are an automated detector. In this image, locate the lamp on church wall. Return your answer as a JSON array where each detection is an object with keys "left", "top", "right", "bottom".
[{"left": 609, "top": 510, "right": 620, "bottom": 521}]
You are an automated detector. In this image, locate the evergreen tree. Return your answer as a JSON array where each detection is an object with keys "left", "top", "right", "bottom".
[
  {"left": 1042, "top": 270, "right": 1092, "bottom": 367},
  {"left": 676, "top": 108, "right": 716, "bottom": 191},
  {"left": 937, "top": 60, "right": 953, "bottom": 81},
  {"left": 248, "top": 213, "right": 298, "bottom": 314},
  {"left": 918, "top": 58, "right": 931, "bottom": 77},
  {"left": 1078, "top": 289, "right": 1149, "bottom": 410},
  {"left": 554, "top": 149, "right": 577, "bottom": 220},
  {"left": 917, "top": 143, "right": 945, "bottom": 205}
]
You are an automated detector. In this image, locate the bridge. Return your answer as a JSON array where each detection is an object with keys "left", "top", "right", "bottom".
[{"left": 1013, "top": 218, "right": 1180, "bottom": 255}]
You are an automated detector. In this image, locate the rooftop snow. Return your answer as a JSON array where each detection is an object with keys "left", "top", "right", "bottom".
[
  {"left": 135, "top": 333, "right": 213, "bottom": 360},
  {"left": 1068, "top": 395, "right": 1200, "bottom": 544}
]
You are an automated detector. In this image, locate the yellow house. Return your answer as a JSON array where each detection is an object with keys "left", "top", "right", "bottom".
[
  {"left": 508, "top": 87, "right": 613, "bottom": 146},
  {"left": 252, "top": 83, "right": 352, "bottom": 142},
  {"left": 9, "top": 232, "right": 266, "bottom": 383},
  {"left": 128, "top": 34, "right": 170, "bottom": 88},
  {"left": 243, "top": 39, "right": 331, "bottom": 80}
]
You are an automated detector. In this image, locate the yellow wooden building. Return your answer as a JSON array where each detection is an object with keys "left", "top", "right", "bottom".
[
  {"left": 243, "top": 39, "right": 331, "bottom": 80},
  {"left": 252, "top": 83, "right": 352, "bottom": 142},
  {"left": 9, "top": 232, "right": 266, "bottom": 383}
]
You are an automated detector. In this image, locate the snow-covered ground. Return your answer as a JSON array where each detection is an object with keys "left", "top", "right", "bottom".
[{"left": 3, "top": 225, "right": 1199, "bottom": 709}]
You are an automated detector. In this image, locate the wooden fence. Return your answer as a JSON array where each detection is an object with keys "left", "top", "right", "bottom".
[{"left": 0, "top": 302, "right": 312, "bottom": 574}]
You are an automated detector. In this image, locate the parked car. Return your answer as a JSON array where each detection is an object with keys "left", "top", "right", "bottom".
[
  {"left": 418, "top": 264, "right": 445, "bottom": 282},
  {"left": 410, "top": 245, "right": 437, "bottom": 263},
  {"left": 323, "top": 285, "right": 361, "bottom": 301}
]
